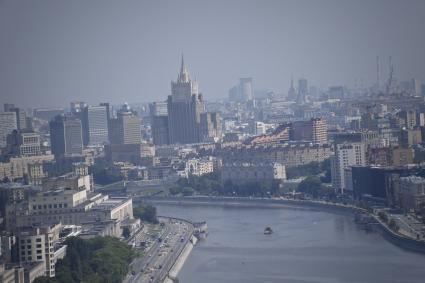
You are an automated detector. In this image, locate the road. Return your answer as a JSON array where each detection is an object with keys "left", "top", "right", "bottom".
[{"left": 124, "top": 217, "right": 193, "bottom": 283}]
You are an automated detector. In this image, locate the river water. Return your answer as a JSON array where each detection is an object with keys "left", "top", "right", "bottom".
[{"left": 156, "top": 203, "right": 425, "bottom": 283}]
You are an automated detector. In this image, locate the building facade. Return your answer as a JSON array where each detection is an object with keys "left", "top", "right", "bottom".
[
  {"left": 167, "top": 56, "right": 204, "bottom": 144},
  {"left": 221, "top": 162, "right": 286, "bottom": 185},
  {"left": 50, "top": 116, "right": 83, "bottom": 157},
  {"left": 331, "top": 142, "right": 366, "bottom": 193},
  {"left": 0, "top": 112, "right": 18, "bottom": 148}
]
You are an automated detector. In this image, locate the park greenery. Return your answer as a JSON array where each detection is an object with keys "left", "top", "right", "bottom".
[
  {"left": 33, "top": 236, "right": 134, "bottom": 283},
  {"left": 296, "top": 176, "right": 335, "bottom": 198},
  {"left": 171, "top": 171, "right": 280, "bottom": 197},
  {"left": 285, "top": 159, "right": 331, "bottom": 182},
  {"left": 378, "top": 211, "right": 400, "bottom": 233},
  {"left": 90, "top": 159, "right": 123, "bottom": 185},
  {"left": 133, "top": 204, "right": 159, "bottom": 224}
]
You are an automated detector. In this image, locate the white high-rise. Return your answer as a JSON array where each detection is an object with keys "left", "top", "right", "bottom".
[
  {"left": 0, "top": 112, "right": 18, "bottom": 148},
  {"left": 331, "top": 142, "right": 366, "bottom": 193}
]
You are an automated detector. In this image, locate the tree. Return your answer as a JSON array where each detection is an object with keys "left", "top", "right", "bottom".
[
  {"left": 378, "top": 211, "right": 388, "bottom": 223},
  {"left": 388, "top": 218, "right": 399, "bottom": 232},
  {"left": 90, "top": 158, "right": 123, "bottom": 185},
  {"left": 33, "top": 237, "right": 134, "bottom": 283},
  {"left": 297, "top": 176, "right": 323, "bottom": 198},
  {"left": 133, "top": 205, "right": 158, "bottom": 224}
]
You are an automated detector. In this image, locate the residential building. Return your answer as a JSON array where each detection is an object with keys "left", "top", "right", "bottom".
[
  {"left": 400, "top": 128, "right": 422, "bottom": 147},
  {"left": 292, "top": 118, "right": 328, "bottom": 144},
  {"left": 221, "top": 162, "right": 286, "bottom": 185},
  {"left": 6, "top": 130, "right": 41, "bottom": 157},
  {"left": 17, "top": 224, "right": 66, "bottom": 277},
  {"left": 0, "top": 112, "right": 18, "bottom": 148},
  {"left": 185, "top": 158, "right": 214, "bottom": 176},
  {"left": 221, "top": 143, "right": 332, "bottom": 168},
  {"left": 331, "top": 142, "right": 366, "bottom": 193}
]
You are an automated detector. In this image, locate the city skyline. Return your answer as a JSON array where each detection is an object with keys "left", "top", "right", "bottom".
[{"left": 1, "top": 0, "right": 425, "bottom": 108}]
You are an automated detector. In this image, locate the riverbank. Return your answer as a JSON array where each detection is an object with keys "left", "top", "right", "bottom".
[
  {"left": 164, "top": 235, "right": 197, "bottom": 283},
  {"left": 136, "top": 195, "right": 364, "bottom": 215},
  {"left": 158, "top": 217, "right": 198, "bottom": 283}
]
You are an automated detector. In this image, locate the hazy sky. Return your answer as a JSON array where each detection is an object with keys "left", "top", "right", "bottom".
[{"left": 1, "top": 0, "right": 425, "bottom": 108}]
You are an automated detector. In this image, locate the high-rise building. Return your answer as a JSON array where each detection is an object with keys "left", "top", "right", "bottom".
[
  {"left": 33, "top": 108, "right": 64, "bottom": 122},
  {"left": 0, "top": 112, "right": 18, "bottom": 148},
  {"left": 200, "top": 112, "right": 222, "bottom": 142},
  {"left": 228, "top": 85, "right": 239, "bottom": 102},
  {"left": 297, "top": 78, "right": 308, "bottom": 104},
  {"left": 152, "top": 115, "right": 169, "bottom": 146},
  {"left": 110, "top": 111, "right": 141, "bottom": 145},
  {"left": 167, "top": 56, "right": 205, "bottom": 144},
  {"left": 49, "top": 115, "right": 83, "bottom": 157},
  {"left": 100, "top": 102, "right": 112, "bottom": 142},
  {"left": 228, "top": 78, "right": 254, "bottom": 102},
  {"left": 331, "top": 142, "right": 366, "bottom": 193},
  {"left": 287, "top": 77, "right": 296, "bottom": 101},
  {"left": 6, "top": 130, "right": 41, "bottom": 156},
  {"left": 328, "top": 86, "right": 344, "bottom": 99},
  {"left": 81, "top": 105, "right": 109, "bottom": 146},
  {"left": 3, "top": 103, "right": 15, "bottom": 112},
  {"left": 150, "top": 101, "right": 169, "bottom": 146},
  {"left": 291, "top": 118, "right": 327, "bottom": 144},
  {"left": 10, "top": 107, "right": 27, "bottom": 131},
  {"left": 149, "top": 101, "right": 168, "bottom": 116},
  {"left": 239, "top": 78, "right": 253, "bottom": 101},
  {"left": 17, "top": 224, "right": 66, "bottom": 277},
  {"left": 70, "top": 101, "right": 87, "bottom": 114}
]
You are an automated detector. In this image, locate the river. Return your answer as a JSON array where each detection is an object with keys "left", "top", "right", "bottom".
[{"left": 156, "top": 203, "right": 425, "bottom": 283}]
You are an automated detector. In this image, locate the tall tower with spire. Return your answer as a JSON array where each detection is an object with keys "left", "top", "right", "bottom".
[{"left": 167, "top": 55, "right": 204, "bottom": 144}]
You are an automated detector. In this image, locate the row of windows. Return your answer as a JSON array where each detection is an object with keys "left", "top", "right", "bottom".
[
  {"left": 21, "top": 238, "right": 41, "bottom": 244},
  {"left": 33, "top": 203, "right": 68, "bottom": 210},
  {"left": 20, "top": 255, "right": 43, "bottom": 261}
]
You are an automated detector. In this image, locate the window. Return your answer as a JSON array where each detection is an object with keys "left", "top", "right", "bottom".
[
  {"left": 37, "top": 244, "right": 42, "bottom": 248},
  {"left": 37, "top": 255, "right": 42, "bottom": 260},
  {"left": 36, "top": 238, "right": 42, "bottom": 242}
]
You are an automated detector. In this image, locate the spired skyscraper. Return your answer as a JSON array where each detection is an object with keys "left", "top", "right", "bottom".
[{"left": 167, "top": 56, "right": 205, "bottom": 144}]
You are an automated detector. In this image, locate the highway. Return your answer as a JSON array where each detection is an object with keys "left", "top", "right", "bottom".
[{"left": 124, "top": 217, "right": 193, "bottom": 283}]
